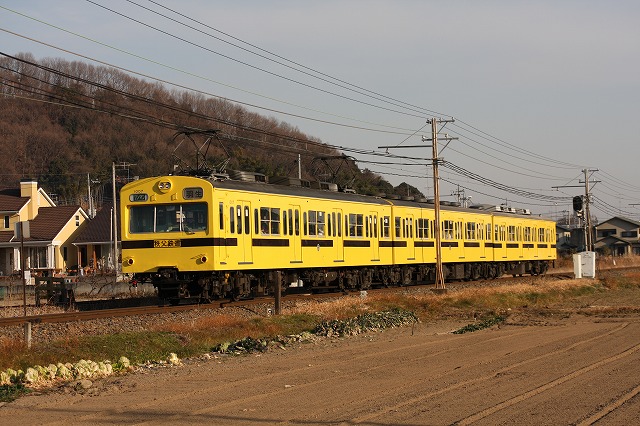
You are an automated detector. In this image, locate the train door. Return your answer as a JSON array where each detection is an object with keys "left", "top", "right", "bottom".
[
  {"left": 517, "top": 223, "right": 524, "bottom": 258},
  {"left": 290, "top": 205, "right": 302, "bottom": 263},
  {"left": 369, "top": 212, "right": 380, "bottom": 261},
  {"left": 333, "top": 208, "right": 344, "bottom": 262},
  {"left": 533, "top": 227, "right": 540, "bottom": 258},
  {"left": 217, "top": 202, "right": 228, "bottom": 265},
  {"left": 236, "top": 201, "right": 253, "bottom": 265}
]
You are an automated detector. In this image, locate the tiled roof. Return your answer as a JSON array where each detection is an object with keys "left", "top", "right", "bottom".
[
  {"left": 0, "top": 188, "right": 29, "bottom": 212},
  {"left": 74, "top": 202, "right": 119, "bottom": 244},
  {"left": 26, "top": 205, "right": 82, "bottom": 241},
  {"left": 0, "top": 230, "right": 13, "bottom": 243}
]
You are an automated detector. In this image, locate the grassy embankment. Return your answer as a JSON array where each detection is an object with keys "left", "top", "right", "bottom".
[{"left": 1, "top": 257, "right": 639, "bottom": 380}]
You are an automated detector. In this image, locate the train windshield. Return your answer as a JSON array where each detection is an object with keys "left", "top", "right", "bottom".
[{"left": 129, "top": 203, "right": 207, "bottom": 233}]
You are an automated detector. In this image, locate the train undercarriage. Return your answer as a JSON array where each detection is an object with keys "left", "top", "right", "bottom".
[{"left": 134, "top": 260, "right": 551, "bottom": 304}]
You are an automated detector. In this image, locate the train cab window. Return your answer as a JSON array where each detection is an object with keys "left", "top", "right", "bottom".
[
  {"left": 219, "top": 202, "right": 224, "bottom": 230},
  {"left": 382, "top": 216, "right": 390, "bottom": 238},
  {"left": 395, "top": 217, "right": 402, "bottom": 238},
  {"left": 260, "top": 207, "right": 281, "bottom": 235},
  {"left": 131, "top": 203, "right": 208, "bottom": 234},
  {"left": 295, "top": 210, "right": 300, "bottom": 236}
]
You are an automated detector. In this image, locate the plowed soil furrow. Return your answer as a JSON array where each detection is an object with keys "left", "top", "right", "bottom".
[{"left": 4, "top": 315, "right": 640, "bottom": 426}]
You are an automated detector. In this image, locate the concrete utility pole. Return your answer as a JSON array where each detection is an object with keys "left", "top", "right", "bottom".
[
  {"left": 112, "top": 162, "right": 118, "bottom": 284},
  {"left": 380, "top": 118, "right": 457, "bottom": 291}
]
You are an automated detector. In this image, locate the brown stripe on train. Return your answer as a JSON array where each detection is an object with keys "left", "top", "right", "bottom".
[
  {"left": 344, "top": 240, "right": 371, "bottom": 247},
  {"left": 252, "top": 238, "right": 289, "bottom": 247},
  {"left": 301, "top": 240, "right": 333, "bottom": 247}
]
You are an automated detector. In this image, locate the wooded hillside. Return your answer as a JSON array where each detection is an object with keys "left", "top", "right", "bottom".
[{"left": 0, "top": 53, "right": 423, "bottom": 208}]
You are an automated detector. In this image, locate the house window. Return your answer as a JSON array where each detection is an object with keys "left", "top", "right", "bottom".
[
  {"left": 621, "top": 230, "right": 638, "bottom": 238},
  {"left": 598, "top": 229, "right": 616, "bottom": 238},
  {"left": 75, "top": 215, "right": 80, "bottom": 227},
  {"left": 3, "top": 216, "right": 8, "bottom": 229}
]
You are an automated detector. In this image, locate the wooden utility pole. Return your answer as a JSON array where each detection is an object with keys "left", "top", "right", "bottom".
[{"left": 380, "top": 118, "right": 457, "bottom": 291}]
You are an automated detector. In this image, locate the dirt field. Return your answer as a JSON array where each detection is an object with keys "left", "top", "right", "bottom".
[{"left": 3, "top": 305, "right": 640, "bottom": 425}]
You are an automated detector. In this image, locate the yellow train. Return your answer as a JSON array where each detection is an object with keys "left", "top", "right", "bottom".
[{"left": 120, "top": 174, "right": 556, "bottom": 301}]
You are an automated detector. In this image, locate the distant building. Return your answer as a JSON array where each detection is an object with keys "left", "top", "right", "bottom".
[
  {"left": 0, "top": 180, "right": 88, "bottom": 275},
  {"left": 594, "top": 216, "right": 640, "bottom": 256}
]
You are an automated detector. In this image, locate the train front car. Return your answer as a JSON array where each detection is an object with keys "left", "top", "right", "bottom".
[{"left": 120, "top": 176, "right": 217, "bottom": 302}]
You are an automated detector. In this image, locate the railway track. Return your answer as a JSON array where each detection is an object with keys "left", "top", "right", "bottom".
[{"left": 0, "top": 266, "right": 635, "bottom": 328}]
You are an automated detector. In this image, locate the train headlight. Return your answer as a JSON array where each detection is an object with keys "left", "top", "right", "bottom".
[{"left": 157, "top": 179, "right": 172, "bottom": 193}]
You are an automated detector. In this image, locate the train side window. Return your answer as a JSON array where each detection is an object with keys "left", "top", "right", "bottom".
[
  {"left": 244, "top": 206, "right": 250, "bottom": 234},
  {"left": 486, "top": 224, "right": 492, "bottom": 241},
  {"left": 365, "top": 216, "right": 370, "bottom": 238},
  {"left": 283, "top": 210, "right": 288, "bottom": 235},
  {"left": 270, "top": 208, "right": 280, "bottom": 235},
  {"left": 254, "top": 209, "right": 259, "bottom": 234},
  {"left": 494, "top": 225, "right": 499, "bottom": 241},
  {"left": 539, "top": 228, "right": 545, "bottom": 242},
  {"left": 337, "top": 213, "right": 342, "bottom": 237},
  {"left": 374, "top": 216, "right": 378, "bottom": 238},
  {"left": 332, "top": 212, "right": 336, "bottom": 236},
  {"left": 327, "top": 212, "right": 332, "bottom": 237},
  {"left": 230, "top": 207, "right": 235, "bottom": 234},
  {"left": 409, "top": 218, "right": 413, "bottom": 238},
  {"left": 308, "top": 211, "right": 316, "bottom": 236},
  {"left": 288, "top": 209, "right": 293, "bottom": 236},
  {"left": 382, "top": 216, "right": 390, "bottom": 238},
  {"left": 466, "top": 222, "right": 476, "bottom": 240},
  {"left": 219, "top": 202, "right": 224, "bottom": 230},
  {"left": 236, "top": 206, "right": 242, "bottom": 234},
  {"left": 443, "top": 220, "right": 454, "bottom": 239},
  {"left": 295, "top": 210, "right": 300, "bottom": 236},
  {"left": 395, "top": 217, "right": 401, "bottom": 238},
  {"left": 303, "top": 212, "right": 308, "bottom": 236}
]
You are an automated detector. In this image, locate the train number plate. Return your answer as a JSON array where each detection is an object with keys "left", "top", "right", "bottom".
[{"left": 154, "top": 239, "right": 181, "bottom": 248}]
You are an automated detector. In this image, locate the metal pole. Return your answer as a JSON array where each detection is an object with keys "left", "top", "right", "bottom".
[
  {"left": 298, "top": 154, "right": 302, "bottom": 179},
  {"left": 112, "top": 162, "right": 119, "bottom": 284},
  {"left": 431, "top": 119, "right": 445, "bottom": 290},
  {"left": 21, "top": 221, "right": 26, "bottom": 317}
]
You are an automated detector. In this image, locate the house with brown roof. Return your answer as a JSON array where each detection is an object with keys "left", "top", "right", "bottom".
[
  {"left": 594, "top": 216, "right": 640, "bottom": 256},
  {"left": 73, "top": 202, "right": 119, "bottom": 272},
  {"left": 0, "top": 180, "right": 88, "bottom": 276}
]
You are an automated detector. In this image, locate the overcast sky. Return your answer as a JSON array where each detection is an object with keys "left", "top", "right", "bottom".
[{"left": 1, "top": 0, "right": 639, "bottom": 220}]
